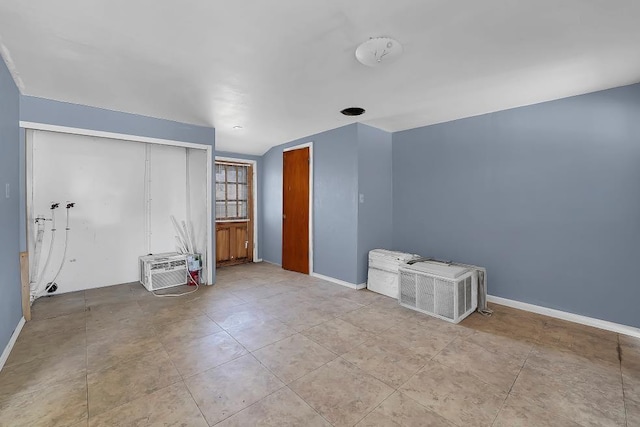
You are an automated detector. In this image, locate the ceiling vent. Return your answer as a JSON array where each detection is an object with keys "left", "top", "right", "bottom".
[{"left": 341, "top": 107, "right": 365, "bottom": 116}]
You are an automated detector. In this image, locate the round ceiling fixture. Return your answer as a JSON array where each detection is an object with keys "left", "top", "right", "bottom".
[
  {"left": 355, "top": 37, "right": 403, "bottom": 67},
  {"left": 341, "top": 107, "right": 365, "bottom": 116},
  {"left": 232, "top": 125, "right": 243, "bottom": 130}
]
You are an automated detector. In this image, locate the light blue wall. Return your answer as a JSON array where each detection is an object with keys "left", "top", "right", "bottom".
[
  {"left": 262, "top": 124, "right": 360, "bottom": 284},
  {"left": 216, "top": 151, "right": 263, "bottom": 260},
  {"left": 392, "top": 83, "right": 640, "bottom": 328},
  {"left": 356, "top": 124, "right": 393, "bottom": 284},
  {"left": 0, "top": 57, "right": 23, "bottom": 354},
  {"left": 20, "top": 96, "right": 215, "bottom": 145},
  {"left": 18, "top": 96, "right": 217, "bottom": 282}
]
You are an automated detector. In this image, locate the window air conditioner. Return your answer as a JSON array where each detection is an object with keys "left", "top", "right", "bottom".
[{"left": 139, "top": 253, "right": 188, "bottom": 291}]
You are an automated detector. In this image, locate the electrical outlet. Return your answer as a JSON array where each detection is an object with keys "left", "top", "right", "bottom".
[
  {"left": 5, "top": 183, "right": 9, "bottom": 199},
  {"left": 359, "top": 193, "right": 365, "bottom": 203}
]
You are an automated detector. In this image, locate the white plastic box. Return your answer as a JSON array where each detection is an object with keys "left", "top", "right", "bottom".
[
  {"left": 398, "top": 261, "right": 478, "bottom": 323},
  {"left": 367, "top": 249, "right": 421, "bottom": 298}
]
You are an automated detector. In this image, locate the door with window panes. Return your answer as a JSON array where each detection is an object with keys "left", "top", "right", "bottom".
[{"left": 215, "top": 161, "right": 253, "bottom": 266}]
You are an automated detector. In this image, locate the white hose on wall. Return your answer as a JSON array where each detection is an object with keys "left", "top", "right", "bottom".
[
  {"left": 32, "top": 204, "right": 58, "bottom": 302},
  {"left": 29, "top": 217, "right": 46, "bottom": 290},
  {"left": 35, "top": 203, "right": 75, "bottom": 299},
  {"left": 42, "top": 205, "right": 73, "bottom": 295}
]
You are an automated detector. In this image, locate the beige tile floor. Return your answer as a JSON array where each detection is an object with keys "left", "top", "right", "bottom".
[{"left": 0, "top": 262, "right": 638, "bottom": 426}]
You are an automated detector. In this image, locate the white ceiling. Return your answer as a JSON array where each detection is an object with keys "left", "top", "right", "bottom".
[{"left": 1, "top": 1, "right": 640, "bottom": 155}]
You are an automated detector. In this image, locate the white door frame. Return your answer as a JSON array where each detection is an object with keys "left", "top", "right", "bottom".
[
  {"left": 282, "top": 142, "right": 313, "bottom": 274},
  {"left": 20, "top": 121, "right": 214, "bottom": 286},
  {"left": 214, "top": 156, "right": 260, "bottom": 262}
]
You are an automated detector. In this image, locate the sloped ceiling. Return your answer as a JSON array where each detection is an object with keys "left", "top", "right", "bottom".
[{"left": 1, "top": 0, "right": 639, "bottom": 154}]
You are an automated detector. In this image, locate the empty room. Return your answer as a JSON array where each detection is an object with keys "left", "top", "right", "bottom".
[{"left": 1, "top": 1, "right": 639, "bottom": 426}]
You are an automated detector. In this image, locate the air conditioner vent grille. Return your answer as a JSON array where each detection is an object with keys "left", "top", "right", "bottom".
[
  {"left": 151, "top": 262, "right": 169, "bottom": 270},
  {"left": 398, "top": 263, "right": 478, "bottom": 324},
  {"left": 139, "top": 253, "right": 187, "bottom": 292}
]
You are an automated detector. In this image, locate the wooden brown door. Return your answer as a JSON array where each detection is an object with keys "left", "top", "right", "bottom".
[
  {"left": 282, "top": 147, "right": 310, "bottom": 274},
  {"left": 215, "top": 162, "right": 254, "bottom": 267}
]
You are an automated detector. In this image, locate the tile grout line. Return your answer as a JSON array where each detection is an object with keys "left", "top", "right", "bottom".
[
  {"left": 375, "top": 333, "right": 461, "bottom": 426},
  {"left": 336, "top": 353, "right": 463, "bottom": 427},
  {"left": 91, "top": 382, "right": 190, "bottom": 422},
  {"left": 489, "top": 341, "right": 536, "bottom": 426},
  {"left": 618, "top": 334, "right": 629, "bottom": 427},
  {"left": 241, "top": 319, "right": 343, "bottom": 425},
  {"left": 344, "top": 373, "right": 395, "bottom": 426},
  {"left": 284, "top": 384, "right": 336, "bottom": 426},
  {"left": 336, "top": 344, "right": 426, "bottom": 393},
  {"left": 412, "top": 355, "right": 509, "bottom": 424},
  {"left": 88, "top": 289, "right": 185, "bottom": 420},
  {"left": 181, "top": 379, "right": 212, "bottom": 426},
  {"left": 232, "top": 349, "right": 333, "bottom": 426},
  {"left": 507, "top": 343, "right": 534, "bottom": 394},
  {"left": 238, "top": 328, "right": 298, "bottom": 353},
  {"left": 181, "top": 351, "right": 286, "bottom": 426},
  {"left": 390, "top": 330, "right": 460, "bottom": 391},
  {"left": 156, "top": 326, "right": 188, "bottom": 383},
  {"left": 276, "top": 323, "right": 347, "bottom": 424},
  {"left": 250, "top": 334, "right": 340, "bottom": 385}
]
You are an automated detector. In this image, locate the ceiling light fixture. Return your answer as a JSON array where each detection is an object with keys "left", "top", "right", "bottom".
[
  {"left": 355, "top": 37, "right": 403, "bottom": 67},
  {"left": 341, "top": 107, "right": 365, "bottom": 116},
  {"left": 232, "top": 125, "right": 243, "bottom": 130}
]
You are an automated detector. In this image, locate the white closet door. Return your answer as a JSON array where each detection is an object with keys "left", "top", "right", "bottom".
[
  {"left": 187, "top": 148, "right": 209, "bottom": 279},
  {"left": 147, "top": 144, "right": 187, "bottom": 254}
]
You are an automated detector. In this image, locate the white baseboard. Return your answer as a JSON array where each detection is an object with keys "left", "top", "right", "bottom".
[
  {"left": 487, "top": 295, "right": 640, "bottom": 339},
  {"left": 0, "top": 317, "right": 26, "bottom": 372},
  {"left": 311, "top": 272, "right": 366, "bottom": 290},
  {"left": 254, "top": 258, "right": 263, "bottom": 263}
]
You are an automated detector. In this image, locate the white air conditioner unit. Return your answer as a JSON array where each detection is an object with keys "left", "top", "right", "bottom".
[
  {"left": 139, "top": 253, "right": 188, "bottom": 291},
  {"left": 367, "top": 249, "right": 421, "bottom": 298},
  {"left": 398, "top": 261, "right": 478, "bottom": 323}
]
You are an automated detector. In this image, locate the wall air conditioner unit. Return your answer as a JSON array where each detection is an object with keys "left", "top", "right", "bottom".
[
  {"left": 367, "top": 249, "right": 421, "bottom": 298},
  {"left": 139, "top": 252, "right": 188, "bottom": 291},
  {"left": 398, "top": 261, "right": 478, "bottom": 323}
]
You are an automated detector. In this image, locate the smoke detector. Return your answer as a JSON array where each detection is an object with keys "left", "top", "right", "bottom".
[{"left": 355, "top": 37, "right": 403, "bottom": 67}]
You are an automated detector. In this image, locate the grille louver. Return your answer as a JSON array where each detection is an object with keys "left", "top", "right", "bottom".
[{"left": 398, "top": 263, "right": 478, "bottom": 324}]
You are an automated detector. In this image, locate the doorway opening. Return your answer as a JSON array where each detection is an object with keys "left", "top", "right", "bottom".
[{"left": 215, "top": 158, "right": 257, "bottom": 267}]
